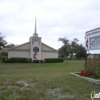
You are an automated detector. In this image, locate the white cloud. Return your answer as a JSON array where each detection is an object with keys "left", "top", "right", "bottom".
[{"left": 0, "top": 0, "right": 100, "bottom": 53}]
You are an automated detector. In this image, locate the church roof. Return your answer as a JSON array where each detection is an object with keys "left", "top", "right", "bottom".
[
  {"left": 8, "top": 42, "right": 30, "bottom": 51},
  {"left": 41, "top": 42, "right": 58, "bottom": 52},
  {"left": 8, "top": 42, "right": 58, "bottom": 52}
]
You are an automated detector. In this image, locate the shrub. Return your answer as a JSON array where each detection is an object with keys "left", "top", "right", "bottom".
[
  {"left": 2, "top": 57, "right": 32, "bottom": 63},
  {"left": 33, "top": 60, "right": 43, "bottom": 63},
  {"left": 84, "top": 57, "right": 100, "bottom": 78},
  {"left": 1, "top": 56, "right": 8, "bottom": 63},
  {"left": 44, "top": 58, "right": 63, "bottom": 63},
  {"left": 2, "top": 57, "right": 63, "bottom": 63},
  {"left": 28, "top": 58, "right": 32, "bottom": 63}
]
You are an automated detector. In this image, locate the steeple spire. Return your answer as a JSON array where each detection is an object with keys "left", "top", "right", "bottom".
[
  {"left": 34, "top": 18, "right": 37, "bottom": 34},
  {"left": 33, "top": 17, "right": 38, "bottom": 37}
]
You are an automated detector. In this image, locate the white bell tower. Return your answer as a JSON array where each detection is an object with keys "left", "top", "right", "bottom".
[{"left": 30, "top": 18, "right": 42, "bottom": 61}]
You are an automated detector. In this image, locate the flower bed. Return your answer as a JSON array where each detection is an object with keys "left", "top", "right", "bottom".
[
  {"left": 84, "top": 58, "right": 100, "bottom": 78},
  {"left": 70, "top": 72, "right": 100, "bottom": 85},
  {"left": 70, "top": 57, "right": 100, "bottom": 85}
]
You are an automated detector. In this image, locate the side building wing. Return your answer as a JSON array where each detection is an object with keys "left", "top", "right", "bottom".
[
  {"left": 41, "top": 42, "right": 58, "bottom": 59},
  {"left": 8, "top": 42, "right": 30, "bottom": 58}
]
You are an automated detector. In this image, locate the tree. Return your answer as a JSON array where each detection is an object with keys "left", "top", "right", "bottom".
[
  {"left": 58, "top": 37, "right": 79, "bottom": 59},
  {"left": 0, "top": 33, "right": 7, "bottom": 51},
  {"left": 75, "top": 44, "right": 87, "bottom": 59},
  {"left": 58, "top": 45, "right": 69, "bottom": 58},
  {"left": 6, "top": 43, "right": 16, "bottom": 48},
  {"left": 58, "top": 37, "right": 70, "bottom": 58},
  {"left": 70, "top": 38, "right": 79, "bottom": 60}
]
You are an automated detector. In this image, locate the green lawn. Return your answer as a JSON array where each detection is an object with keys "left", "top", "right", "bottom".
[{"left": 0, "top": 60, "right": 100, "bottom": 100}]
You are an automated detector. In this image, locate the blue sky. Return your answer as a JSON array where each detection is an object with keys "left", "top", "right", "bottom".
[{"left": 0, "top": 0, "right": 100, "bottom": 53}]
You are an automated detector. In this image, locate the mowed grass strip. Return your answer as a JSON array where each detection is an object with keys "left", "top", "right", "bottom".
[
  {"left": 0, "top": 60, "right": 83, "bottom": 80},
  {"left": 0, "top": 60, "right": 99, "bottom": 100}
]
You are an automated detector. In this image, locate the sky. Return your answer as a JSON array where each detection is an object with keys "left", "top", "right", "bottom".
[{"left": 0, "top": 0, "right": 100, "bottom": 53}]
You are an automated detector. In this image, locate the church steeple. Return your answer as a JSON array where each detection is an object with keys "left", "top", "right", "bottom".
[
  {"left": 34, "top": 18, "right": 37, "bottom": 34},
  {"left": 33, "top": 18, "right": 38, "bottom": 37}
]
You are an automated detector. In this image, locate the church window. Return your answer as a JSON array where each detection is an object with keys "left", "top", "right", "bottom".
[
  {"left": 38, "top": 39, "right": 40, "bottom": 45},
  {"left": 32, "top": 38, "right": 34, "bottom": 44},
  {"left": 35, "top": 38, "right": 38, "bottom": 42},
  {"left": 33, "top": 47, "right": 39, "bottom": 53}
]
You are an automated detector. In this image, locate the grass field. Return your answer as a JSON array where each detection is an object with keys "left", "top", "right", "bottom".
[{"left": 0, "top": 60, "right": 100, "bottom": 100}]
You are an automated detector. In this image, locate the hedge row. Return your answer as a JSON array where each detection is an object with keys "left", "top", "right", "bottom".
[
  {"left": 44, "top": 58, "right": 63, "bottom": 63},
  {"left": 2, "top": 57, "right": 63, "bottom": 63},
  {"left": 33, "top": 60, "right": 43, "bottom": 63},
  {"left": 2, "top": 58, "right": 32, "bottom": 63},
  {"left": 2, "top": 58, "right": 44, "bottom": 63}
]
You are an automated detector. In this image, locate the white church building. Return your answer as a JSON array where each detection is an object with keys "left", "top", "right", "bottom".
[{"left": 8, "top": 20, "right": 58, "bottom": 60}]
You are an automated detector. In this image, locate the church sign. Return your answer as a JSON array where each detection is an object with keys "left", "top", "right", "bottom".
[{"left": 85, "top": 27, "right": 100, "bottom": 50}]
